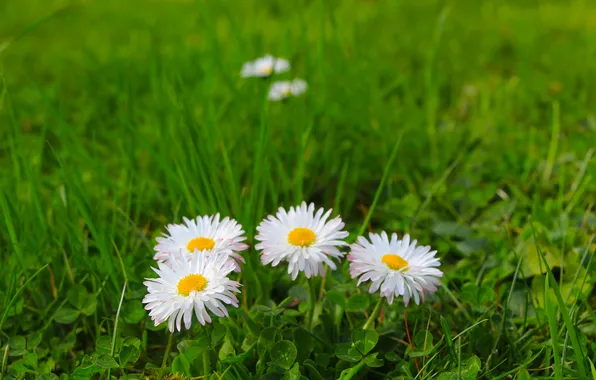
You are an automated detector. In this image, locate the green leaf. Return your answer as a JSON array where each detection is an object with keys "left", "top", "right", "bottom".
[
  {"left": 303, "top": 363, "right": 325, "bottom": 380},
  {"left": 8, "top": 335, "right": 26, "bottom": 349},
  {"left": 589, "top": 358, "right": 596, "bottom": 380},
  {"left": 259, "top": 327, "right": 279, "bottom": 355},
  {"left": 27, "top": 331, "right": 42, "bottom": 350},
  {"left": 414, "top": 330, "right": 434, "bottom": 353},
  {"left": 283, "top": 363, "right": 301, "bottom": 380},
  {"left": 8, "top": 335, "right": 27, "bottom": 356},
  {"left": 80, "top": 296, "right": 97, "bottom": 316},
  {"left": 54, "top": 307, "right": 80, "bottom": 324},
  {"left": 338, "top": 361, "right": 366, "bottom": 380},
  {"left": 121, "top": 300, "right": 146, "bottom": 324},
  {"left": 70, "top": 355, "right": 102, "bottom": 380},
  {"left": 178, "top": 337, "right": 210, "bottom": 362},
  {"left": 461, "top": 355, "right": 481, "bottom": 379},
  {"left": 260, "top": 374, "right": 283, "bottom": 380},
  {"left": 347, "top": 293, "right": 369, "bottom": 311},
  {"left": 352, "top": 329, "right": 378, "bottom": 355},
  {"left": 364, "top": 352, "right": 384, "bottom": 367},
  {"left": 38, "top": 374, "right": 59, "bottom": 380},
  {"left": 240, "top": 310, "right": 261, "bottom": 336},
  {"left": 67, "top": 284, "right": 88, "bottom": 309},
  {"left": 265, "top": 308, "right": 284, "bottom": 317},
  {"left": 211, "top": 323, "right": 227, "bottom": 347},
  {"left": 270, "top": 340, "right": 297, "bottom": 370},
  {"left": 218, "top": 339, "right": 236, "bottom": 361},
  {"left": 278, "top": 296, "right": 293, "bottom": 308},
  {"left": 253, "top": 305, "right": 271, "bottom": 312},
  {"left": 119, "top": 345, "right": 140, "bottom": 366},
  {"left": 519, "top": 235, "right": 561, "bottom": 278},
  {"left": 96, "top": 336, "right": 112, "bottom": 355},
  {"left": 283, "top": 309, "right": 303, "bottom": 317},
  {"left": 121, "top": 336, "right": 141, "bottom": 349},
  {"left": 335, "top": 343, "right": 361, "bottom": 362},
  {"left": 315, "top": 353, "right": 330, "bottom": 367},
  {"left": 293, "top": 328, "right": 314, "bottom": 363},
  {"left": 95, "top": 354, "right": 119, "bottom": 369},
  {"left": 385, "top": 352, "right": 398, "bottom": 362},
  {"left": 326, "top": 289, "right": 347, "bottom": 308},
  {"left": 8, "top": 352, "right": 37, "bottom": 373},
  {"left": 172, "top": 354, "right": 191, "bottom": 376},
  {"left": 516, "top": 369, "right": 531, "bottom": 380}
]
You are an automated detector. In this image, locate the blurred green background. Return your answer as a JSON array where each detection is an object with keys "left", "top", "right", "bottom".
[{"left": 1, "top": 0, "right": 595, "bottom": 377}]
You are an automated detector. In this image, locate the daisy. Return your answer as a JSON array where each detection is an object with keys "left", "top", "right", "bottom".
[
  {"left": 268, "top": 79, "right": 307, "bottom": 101},
  {"left": 255, "top": 201, "right": 348, "bottom": 280},
  {"left": 143, "top": 250, "right": 241, "bottom": 332},
  {"left": 348, "top": 232, "right": 443, "bottom": 305},
  {"left": 241, "top": 54, "right": 290, "bottom": 78},
  {"left": 154, "top": 214, "right": 248, "bottom": 271}
]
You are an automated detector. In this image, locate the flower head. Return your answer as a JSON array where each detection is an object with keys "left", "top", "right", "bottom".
[
  {"left": 348, "top": 232, "right": 442, "bottom": 305},
  {"left": 255, "top": 202, "right": 348, "bottom": 280},
  {"left": 268, "top": 79, "right": 307, "bottom": 101},
  {"left": 241, "top": 55, "right": 290, "bottom": 78},
  {"left": 154, "top": 214, "right": 248, "bottom": 271},
  {"left": 143, "top": 250, "right": 241, "bottom": 332}
]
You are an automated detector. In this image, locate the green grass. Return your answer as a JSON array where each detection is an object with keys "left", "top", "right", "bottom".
[{"left": 1, "top": 0, "right": 596, "bottom": 378}]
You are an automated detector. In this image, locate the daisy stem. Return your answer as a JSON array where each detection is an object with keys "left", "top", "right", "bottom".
[
  {"left": 362, "top": 298, "right": 384, "bottom": 330},
  {"left": 317, "top": 267, "right": 327, "bottom": 302},
  {"left": 159, "top": 332, "right": 174, "bottom": 377},
  {"left": 306, "top": 278, "right": 317, "bottom": 331},
  {"left": 404, "top": 309, "right": 421, "bottom": 374}
]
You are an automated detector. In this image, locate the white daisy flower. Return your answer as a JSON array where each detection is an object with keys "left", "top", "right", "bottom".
[
  {"left": 348, "top": 232, "right": 443, "bottom": 305},
  {"left": 268, "top": 79, "right": 307, "bottom": 101},
  {"left": 154, "top": 214, "right": 248, "bottom": 271},
  {"left": 255, "top": 201, "right": 348, "bottom": 280},
  {"left": 143, "top": 250, "right": 241, "bottom": 332},
  {"left": 241, "top": 54, "right": 290, "bottom": 78}
]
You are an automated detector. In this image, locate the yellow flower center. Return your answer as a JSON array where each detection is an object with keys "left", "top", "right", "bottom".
[
  {"left": 382, "top": 254, "right": 409, "bottom": 271},
  {"left": 177, "top": 274, "right": 208, "bottom": 296},
  {"left": 187, "top": 237, "right": 215, "bottom": 252},
  {"left": 261, "top": 66, "right": 273, "bottom": 75},
  {"left": 288, "top": 227, "right": 316, "bottom": 247}
]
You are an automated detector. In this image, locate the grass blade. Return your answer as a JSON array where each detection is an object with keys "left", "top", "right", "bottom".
[{"left": 531, "top": 222, "right": 587, "bottom": 378}]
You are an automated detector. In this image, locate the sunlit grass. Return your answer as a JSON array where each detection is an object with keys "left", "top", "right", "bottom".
[{"left": 1, "top": 0, "right": 595, "bottom": 378}]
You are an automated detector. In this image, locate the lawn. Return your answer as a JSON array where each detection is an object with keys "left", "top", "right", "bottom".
[{"left": 1, "top": 0, "right": 596, "bottom": 378}]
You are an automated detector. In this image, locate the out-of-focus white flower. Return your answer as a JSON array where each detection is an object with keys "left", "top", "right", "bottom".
[
  {"left": 268, "top": 79, "right": 307, "bottom": 101},
  {"left": 241, "top": 55, "right": 290, "bottom": 78},
  {"left": 348, "top": 232, "right": 442, "bottom": 305}
]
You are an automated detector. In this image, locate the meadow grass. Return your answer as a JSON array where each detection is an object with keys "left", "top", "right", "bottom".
[{"left": 1, "top": 0, "right": 596, "bottom": 378}]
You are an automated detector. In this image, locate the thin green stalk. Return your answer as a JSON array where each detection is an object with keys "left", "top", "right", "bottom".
[
  {"left": 107, "top": 280, "right": 127, "bottom": 380},
  {"left": 0, "top": 344, "right": 8, "bottom": 380},
  {"left": 362, "top": 298, "right": 384, "bottom": 330},
  {"left": 306, "top": 277, "right": 318, "bottom": 331},
  {"left": 159, "top": 333, "right": 175, "bottom": 379}
]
